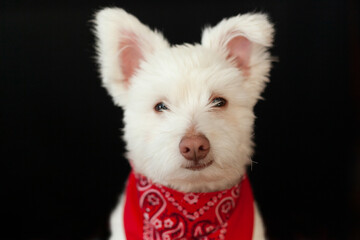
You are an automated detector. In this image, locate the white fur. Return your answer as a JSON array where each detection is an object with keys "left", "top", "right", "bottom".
[{"left": 94, "top": 7, "right": 273, "bottom": 240}]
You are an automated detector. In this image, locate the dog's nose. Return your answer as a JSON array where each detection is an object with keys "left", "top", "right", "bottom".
[{"left": 179, "top": 135, "right": 210, "bottom": 161}]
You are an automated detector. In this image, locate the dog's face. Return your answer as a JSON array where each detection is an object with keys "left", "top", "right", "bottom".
[{"left": 95, "top": 8, "right": 274, "bottom": 192}]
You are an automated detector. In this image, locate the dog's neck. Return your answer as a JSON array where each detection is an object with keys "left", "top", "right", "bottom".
[{"left": 123, "top": 170, "right": 255, "bottom": 239}]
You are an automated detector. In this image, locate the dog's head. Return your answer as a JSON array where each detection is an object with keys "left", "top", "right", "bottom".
[{"left": 94, "top": 8, "right": 274, "bottom": 192}]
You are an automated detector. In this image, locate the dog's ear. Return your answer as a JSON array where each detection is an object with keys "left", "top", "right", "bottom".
[
  {"left": 94, "top": 8, "right": 169, "bottom": 106},
  {"left": 201, "top": 13, "right": 274, "bottom": 97}
]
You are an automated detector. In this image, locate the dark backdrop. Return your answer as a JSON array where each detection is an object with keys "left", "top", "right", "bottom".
[{"left": 1, "top": 0, "right": 359, "bottom": 239}]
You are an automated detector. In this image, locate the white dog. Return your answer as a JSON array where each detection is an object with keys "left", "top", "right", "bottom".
[{"left": 94, "top": 8, "right": 274, "bottom": 240}]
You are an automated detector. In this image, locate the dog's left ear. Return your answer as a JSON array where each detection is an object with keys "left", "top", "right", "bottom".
[{"left": 202, "top": 13, "right": 274, "bottom": 97}]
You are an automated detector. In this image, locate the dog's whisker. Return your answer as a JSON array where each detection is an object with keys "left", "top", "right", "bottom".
[{"left": 250, "top": 159, "right": 258, "bottom": 171}]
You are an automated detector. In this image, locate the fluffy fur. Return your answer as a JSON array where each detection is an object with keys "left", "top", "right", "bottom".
[{"left": 94, "top": 7, "right": 274, "bottom": 240}]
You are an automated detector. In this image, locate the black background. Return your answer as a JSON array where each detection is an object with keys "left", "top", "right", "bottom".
[{"left": 1, "top": 0, "right": 359, "bottom": 239}]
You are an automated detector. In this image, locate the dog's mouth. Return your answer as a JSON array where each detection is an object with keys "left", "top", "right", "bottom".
[{"left": 184, "top": 160, "right": 214, "bottom": 171}]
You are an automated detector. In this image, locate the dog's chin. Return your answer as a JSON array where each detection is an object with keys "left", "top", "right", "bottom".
[
  {"left": 182, "top": 160, "right": 214, "bottom": 171},
  {"left": 166, "top": 165, "right": 241, "bottom": 192}
]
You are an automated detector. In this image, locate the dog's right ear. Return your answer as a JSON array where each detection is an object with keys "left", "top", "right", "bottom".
[{"left": 94, "top": 8, "right": 169, "bottom": 106}]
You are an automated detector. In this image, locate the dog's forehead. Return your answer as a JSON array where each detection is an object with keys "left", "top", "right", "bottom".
[{"left": 131, "top": 45, "right": 243, "bottom": 100}]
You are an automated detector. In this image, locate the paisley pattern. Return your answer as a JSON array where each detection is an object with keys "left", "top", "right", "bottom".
[{"left": 127, "top": 172, "right": 249, "bottom": 240}]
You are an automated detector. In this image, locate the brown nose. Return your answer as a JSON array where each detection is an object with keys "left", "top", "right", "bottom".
[{"left": 179, "top": 135, "right": 210, "bottom": 161}]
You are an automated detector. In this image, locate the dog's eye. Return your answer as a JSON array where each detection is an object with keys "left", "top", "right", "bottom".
[
  {"left": 154, "top": 102, "right": 169, "bottom": 112},
  {"left": 211, "top": 97, "right": 227, "bottom": 107}
]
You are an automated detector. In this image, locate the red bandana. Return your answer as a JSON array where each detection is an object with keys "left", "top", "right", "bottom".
[{"left": 124, "top": 171, "right": 254, "bottom": 240}]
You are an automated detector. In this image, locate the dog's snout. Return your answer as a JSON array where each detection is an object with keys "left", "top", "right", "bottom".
[{"left": 179, "top": 135, "right": 210, "bottom": 161}]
